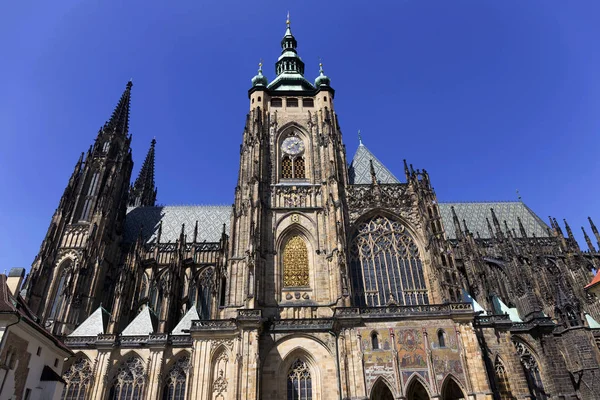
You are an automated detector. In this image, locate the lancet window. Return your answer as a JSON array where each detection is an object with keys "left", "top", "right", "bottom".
[
  {"left": 349, "top": 215, "right": 429, "bottom": 307},
  {"left": 287, "top": 359, "right": 312, "bottom": 400},
  {"left": 188, "top": 267, "right": 214, "bottom": 319},
  {"left": 62, "top": 357, "right": 92, "bottom": 400},
  {"left": 80, "top": 171, "right": 100, "bottom": 221},
  {"left": 108, "top": 356, "right": 146, "bottom": 400},
  {"left": 283, "top": 236, "right": 309, "bottom": 288},
  {"left": 494, "top": 357, "right": 514, "bottom": 400},
  {"left": 162, "top": 356, "right": 189, "bottom": 400},
  {"left": 49, "top": 260, "right": 72, "bottom": 320},
  {"left": 513, "top": 341, "right": 547, "bottom": 400}
]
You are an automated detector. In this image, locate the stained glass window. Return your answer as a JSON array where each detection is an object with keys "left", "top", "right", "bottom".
[
  {"left": 282, "top": 157, "right": 293, "bottom": 179},
  {"left": 287, "top": 359, "right": 312, "bottom": 400},
  {"left": 109, "top": 357, "right": 146, "bottom": 400},
  {"left": 349, "top": 216, "right": 429, "bottom": 307},
  {"left": 293, "top": 157, "right": 305, "bottom": 179},
  {"left": 162, "top": 356, "right": 189, "bottom": 400},
  {"left": 62, "top": 358, "right": 92, "bottom": 400},
  {"left": 513, "top": 341, "right": 547, "bottom": 400},
  {"left": 188, "top": 268, "right": 214, "bottom": 319},
  {"left": 283, "top": 236, "right": 309, "bottom": 287}
]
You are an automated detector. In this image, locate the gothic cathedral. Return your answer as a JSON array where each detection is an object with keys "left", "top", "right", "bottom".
[{"left": 21, "top": 18, "right": 600, "bottom": 400}]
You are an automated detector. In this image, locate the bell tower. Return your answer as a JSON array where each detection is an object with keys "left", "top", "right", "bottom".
[
  {"left": 223, "top": 16, "right": 351, "bottom": 318},
  {"left": 25, "top": 82, "right": 134, "bottom": 335}
]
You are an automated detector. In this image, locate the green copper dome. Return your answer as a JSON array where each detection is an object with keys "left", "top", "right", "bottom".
[
  {"left": 314, "top": 63, "right": 331, "bottom": 87},
  {"left": 251, "top": 63, "right": 268, "bottom": 87}
]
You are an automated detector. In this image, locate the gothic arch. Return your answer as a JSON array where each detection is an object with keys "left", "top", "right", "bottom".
[
  {"left": 276, "top": 123, "right": 313, "bottom": 182},
  {"left": 261, "top": 335, "right": 338, "bottom": 400},
  {"left": 281, "top": 348, "right": 319, "bottom": 400},
  {"left": 440, "top": 374, "right": 466, "bottom": 399},
  {"left": 188, "top": 266, "right": 215, "bottom": 319},
  {"left": 512, "top": 338, "right": 548, "bottom": 399},
  {"left": 404, "top": 374, "right": 432, "bottom": 400},
  {"left": 276, "top": 226, "right": 317, "bottom": 296},
  {"left": 349, "top": 213, "right": 430, "bottom": 307},
  {"left": 62, "top": 353, "right": 93, "bottom": 400},
  {"left": 369, "top": 376, "right": 395, "bottom": 400},
  {"left": 107, "top": 354, "right": 147, "bottom": 400},
  {"left": 47, "top": 257, "right": 76, "bottom": 320},
  {"left": 493, "top": 355, "right": 514, "bottom": 400},
  {"left": 162, "top": 352, "right": 191, "bottom": 400},
  {"left": 210, "top": 345, "right": 232, "bottom": 400}
]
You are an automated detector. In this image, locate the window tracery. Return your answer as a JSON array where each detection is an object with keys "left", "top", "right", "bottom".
[
  {"left": 494, "top": 357, "right": 514, "bottom": 400},
  {"left": 349, "top": 216, "right": 428, "bottom": 307},
  {"left": 162, "top": 356, "right": 189, "bottom": 400},
  {"left": 282, "top": 157, "right": 293, "bottom": 179},
  {"left": 513, "top": 341, "right": 547, "bottom": 400},
  {"left": 287, "top": 359, "right": 312, "bottom": 400},
  {"left": 109, "top": 356, "right": 146, "bottom": 400},
  {"left": 62, "top": 357, "right": 92, "bottom": 400},
  {"left": 283, "top": 236, "right": 309, "bottom": 287},
  {"left": 188, "top": 267, "right": 214, "bottom": 319}
]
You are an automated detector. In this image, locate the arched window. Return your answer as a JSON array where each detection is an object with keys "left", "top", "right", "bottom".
[
  {"left": 282, "top": 157, "right": 293, "bottom": 179},
  {"left": 371, "top": 332, "right": 379, "bottom": 350},
  {"left": 162, "top": 356, "right": 189, "bottom": 400},
  {"left": 49, "top": 260, "right": 72, "bottom": 320},
  {"left": 62, "top": 357, "right": 92, "bottom": 400},
  {"left": 293, "top": 157, "right": 305, "bottom": 178},
  {"left": 283, "top": 236, "right": 309, "bottom": 288},
  {"left": 349, "top": 216, "right": 429, "bottom": 307},
  {"left": 494, "top": 357, "right": 514, "bottom": 400},
  {"left": 109, "top": 356, "right": 146, "bottom": 400},
  {"left": 150, "top": 283, "right": 161, "bottom": 316},
  {"left": 287, "top": 359, "right": 312, "bottom": 400},
  {"left": 102, "top": 142, "right": 110, "bottom": 153},
  {"left": 437, "top": 330, "right": 446, "bottom": 348},
  {"left": 188, "top": 268, "right": 214, "bottom": 319},
  {"left": 80, "top": 171, "right": 100, "bottom": 221},
  {"left": 513, "top": 341, "right": 547, "bottom": 400}
]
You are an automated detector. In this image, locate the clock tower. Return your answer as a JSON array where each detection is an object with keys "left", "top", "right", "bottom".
[{"left": 222, "top": 16, "right": 350, "bottom": 319}]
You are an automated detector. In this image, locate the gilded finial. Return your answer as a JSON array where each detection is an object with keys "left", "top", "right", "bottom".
[
  {"left": 516, "top": 189, "right": 522, "bottom": 201},
  {"left": 286, "top": 11, "right": 290, "bottom": 26}
]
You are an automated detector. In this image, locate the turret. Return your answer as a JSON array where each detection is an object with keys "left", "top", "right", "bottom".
[{"left": 129, "top": 138, "right": 158, "bottom": 207}]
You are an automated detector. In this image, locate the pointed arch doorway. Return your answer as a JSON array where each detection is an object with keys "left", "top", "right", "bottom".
[
  {"left": 441, "top": 376, "right": 466, "bottom": 400},
  {"left": 406, "top": 379, "right": 430, "bottom": 400},
  {"left": 370, "top": 378, "right": 394, "bottom": 400}
]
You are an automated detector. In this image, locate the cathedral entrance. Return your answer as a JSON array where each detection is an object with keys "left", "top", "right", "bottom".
[
  {"left": 370, "top": 379, "right": 394, "bottom": 400},
  {"left": 441, "top": 377, "right": 465, "bottom": 399},
  {"left": 406, "top": 380, "right": 430, "bottom": 400}
]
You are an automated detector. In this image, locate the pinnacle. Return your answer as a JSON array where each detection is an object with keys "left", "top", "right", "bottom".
[
  {"left": 129, "top": 138, "right": 157, "bottom": 207},
  {"left": 105, "top": 81, "right": 133, "bottom": 136}
]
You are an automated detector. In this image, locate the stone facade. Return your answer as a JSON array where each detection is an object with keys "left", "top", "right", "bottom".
[{"left": 19, "top": 18, "right": 600, "bottom": 400}]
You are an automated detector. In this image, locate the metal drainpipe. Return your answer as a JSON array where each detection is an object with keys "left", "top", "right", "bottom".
[{"left": 330, "top": 329, "right": 343, "bottom": 400}]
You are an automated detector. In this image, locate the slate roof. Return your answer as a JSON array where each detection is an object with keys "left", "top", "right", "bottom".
[
  {"left": 171, "top": 307, "right": 199, "bottom": 335},
  {"left": 69, "top": 306, "right": 110, "bottom": 337},
  {"left": 438, "top": 202, "right": 550, "bottom": 239},
  {"left": 348, "top": 143, "right": 401, "bottom": 185},
  {"left": 124, "top": 205, "right": 231, "bottom": 244},
  {"left": 121, "top": 306, "right": 157, "bottom": 336}
]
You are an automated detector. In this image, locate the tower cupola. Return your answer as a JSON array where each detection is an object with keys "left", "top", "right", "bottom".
[
  {"left": 251, "top": 61, "right": 268, "bottom": 87},
  {"left": 314, "top": 62, "right": 331, "bottom": 87}
]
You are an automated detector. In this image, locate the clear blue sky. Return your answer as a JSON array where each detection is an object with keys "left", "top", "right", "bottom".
[{"left": 1, "top": 1, "right": 599, "bottom": 270}]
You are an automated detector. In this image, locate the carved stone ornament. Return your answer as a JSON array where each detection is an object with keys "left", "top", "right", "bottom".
[{"left": 346, "top": 184, "right": 411, "bottom": 222}]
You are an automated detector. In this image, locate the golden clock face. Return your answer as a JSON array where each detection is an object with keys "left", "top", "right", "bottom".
[{"left": 282, "top": 136, "right": 305, "bottom": 155}]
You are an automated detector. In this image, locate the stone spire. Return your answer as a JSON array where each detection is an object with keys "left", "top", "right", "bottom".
[
  {"left": 129, "top": 138, "right": 157, "bottom": 207},
  {"left": 104, "top": 81, "right": 133, "bottom": 137}
]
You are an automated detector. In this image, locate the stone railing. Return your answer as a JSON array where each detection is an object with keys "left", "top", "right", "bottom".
[
  {"left": 270, "top": 318, "right": 334, "bottom": 332},
  {"left": 237, "top": 309, "right": 262, "bottom": 319},
  {"left": 191, "top": 319, "right": 237, "bottom": 332},
  {"left": 63, "top": 336, "right": 97, "bottom": 347},
  {"left": 473, "top": 314, "right": 512, "bottom": 327},
  {"left": 335, "top": 302, "right": 473, "bottom": 319}
]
